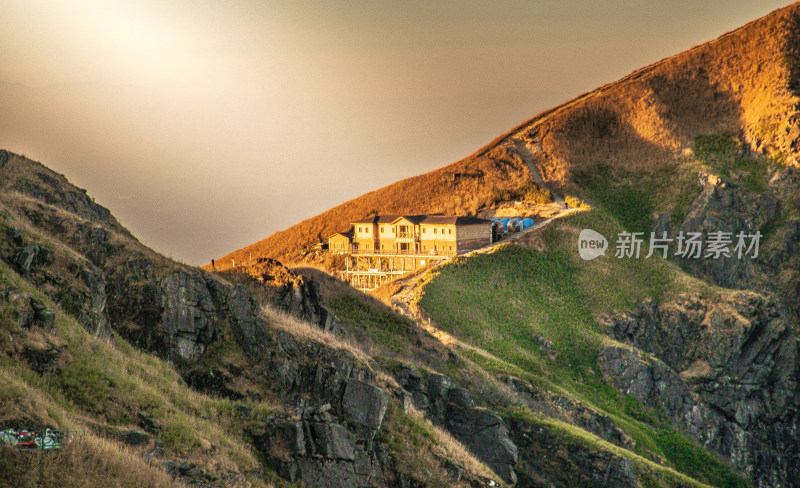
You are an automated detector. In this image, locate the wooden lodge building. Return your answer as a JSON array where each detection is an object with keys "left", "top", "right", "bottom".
[
  {"left": 328, "top": 214, "right": 493, "bottom": 256},
  {"left": 327, "top": 214, "right": 493, "bottom": 290}
]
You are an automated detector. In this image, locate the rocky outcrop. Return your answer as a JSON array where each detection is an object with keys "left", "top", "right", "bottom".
[
  {"left": 672, "top": 172, "right": 777, "bottom": 289},
  {"left": 238, "top": 258, "right": 341, "bottom": 333},
  {"left": 506, "top": 413, "right": 639, "bottom": 488},
  {"left": 342, "top": 379, "right": 390, "bottom": 448},
  {"left": 13, "top": 170, "right": 112, "bottom": 225},
  {"left": 505, "top": 376, "right": 635, "bottom": 451},
  {"left": 0, "top": 288, "right": 56, "bottom": 333},
  {"left": 664, "top": 167, "right": 800, "bottom": 320},
  {"left": 2, "top": 226, "right": 111, "bottom": 338},
  {"left": 251, "top": 406, "right": 390, "bottom": 488},
  {"left": 22, "top": 341, "right": 64, "bottom": 374},
  {"left": 394, "top": 367, "right": 519, "bottom": 485},
  {"left": 159, "top": 271, "right": 220, "bottom": 360},
  {"left": 601, "top": 292, "right": 800, "bottom": 487},
  {"left": 105, "top": 258, "right": 271, "bottom": 363},
  {"left": 253, "top": 332, "right": 395, "bottom": 487}
]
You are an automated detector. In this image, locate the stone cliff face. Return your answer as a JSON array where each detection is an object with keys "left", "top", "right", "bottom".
[
  {"left": 1, "top": 153, "right": 511, "bottom": 487},
  {"left": 255, "top": 330, "right": 392, "bottom": 487},
  {"left": 657, "top": 165, "right": 800, "bottom": 313},
  {"left": 600, "top": 292, "right": 800, "bottom": 488},
  {"left": 236, "top": 257, "right": 341, "bottom": 333},
  {"left": 393, "top": 366, "right": 519, "bottom": 486}
]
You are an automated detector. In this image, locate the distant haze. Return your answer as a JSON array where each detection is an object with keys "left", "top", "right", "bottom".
[{"left": 0, "top": 0, "right": 789, "bottom": 264}]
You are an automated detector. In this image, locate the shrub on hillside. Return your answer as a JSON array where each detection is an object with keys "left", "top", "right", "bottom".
[{"left": 485, "top": 181, "right": 553, "bottom": 207}]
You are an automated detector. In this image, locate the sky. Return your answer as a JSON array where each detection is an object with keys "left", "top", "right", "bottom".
[{"left": 0, "top": 0, "right": 791, "bottom": 264}]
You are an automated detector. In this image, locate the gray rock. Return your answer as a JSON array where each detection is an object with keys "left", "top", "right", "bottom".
[
  {"left": 310, "top": 422, "right": 356, "bottom": 461},
  {"left": 22, "top": 341, "right": 62, "bottom": 374},
  {"left": 160, "top": 271, "right": 219, "bottom": 360},
  {"left": 448, "top": 388, "right": 472, "bottom": 408},
  {"left": 122, "top": 430, "right": 150, "bottom": 446},
  {"left": 11, "top": 244, "right": 53, "bottom": 276},
  {"left": 296, "top": 458, "right": 358, "bottom": 488},
  {"left": 138, "top": 412, "right": 161, "bottom": 433},
  {"left": 342, "top": 380, "right": 389, "bottom": 446}
]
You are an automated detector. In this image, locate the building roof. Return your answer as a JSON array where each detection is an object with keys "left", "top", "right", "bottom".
[
  {"left": 420, "top": 215, "right": 490, "bottom": 225},
  {"left": 327, "top": 229, "right": 354, "bottom": 239},
  {"left": 352, "top": 214, "right": 401, "bottom": 224}
]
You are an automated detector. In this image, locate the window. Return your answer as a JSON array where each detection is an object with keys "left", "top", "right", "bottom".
[
  {"left": 433, "top": 228, "right": 437, "bottom": 234},
  {"left": 422, "top": 245, "right": 426, "bottom": 250},
  {"left": 381, "top": 244, "right": 384, "bottom": 250},
  {"left": 449, "top": 229, "right": 452, "bottom": 235},
  {"left": 422, "top": 227, "right": 426, "bottom": 234},
  {"left": 381, "top": 227, "right": 384, "bottom": 233}
]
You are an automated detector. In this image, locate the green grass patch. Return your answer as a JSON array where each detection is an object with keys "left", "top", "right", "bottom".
[
  {"left": 573, "top": 164, "right": 657, "bottom": 232},
  {"left": 694, "top": 134, "right": 777, "bottom": 193},
  {"left": 417, "top": 208, "right": 735, "bottom": 484},
  {"left": 502, "top": 406, "right": 725, "bottom": 488},
  {"left": 327, "top": 294, "right": 417, "bottom": 354},
  {"left": 419, "top": 210, "right": 684, "bottom": 381},
  {"left": 53, "top": 355, "right": 112, "bottom": 412},
  {"left": 655, "top": 428, "right": 749, "bottom": 488}
]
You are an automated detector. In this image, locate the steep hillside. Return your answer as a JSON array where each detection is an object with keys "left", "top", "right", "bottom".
[
  {"left": 213, "top": 2, "right": 800, "bottom": 267},
  {"left": 4, "top": 4, "right": 800, "bottom": 488},
  {"left": 2, "top": 152, "right": 760, "bottom": 487},
  {"left": 0, "top": 151, "right": 514, "bottom": 487}
]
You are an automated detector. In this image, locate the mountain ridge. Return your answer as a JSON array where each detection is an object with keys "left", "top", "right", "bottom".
[{"left": 211, "top": 1, "right": 800, "bottom": 268}]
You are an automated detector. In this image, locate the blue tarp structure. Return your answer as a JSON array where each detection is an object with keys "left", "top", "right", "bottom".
[
  {"left": 521, "top": 218, "right": 534, "bottom": 229},
  {"left": 508, "top": 218, "right": 522, "bottom": 231},
  {"left": 500, "top": 218, "right": 510, "bottom": 231}
]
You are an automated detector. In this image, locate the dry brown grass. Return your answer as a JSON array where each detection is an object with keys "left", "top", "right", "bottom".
[
  {"left": 261, "top": 304, "right": 374, "bottom": 364},
  {"left": 405, "top": 405, "right": 501, "bottom": 483},
  {"left": 212, "top": 3, "right": 800, "bottom": 268},
  {"left": 520, "top": 2, "right": 800, "bottom": 185},
  {"left": 210, "top": 144, "right": 533, "bottom": 268},
  {"left": 0, "top": 436, "right": 180, "bottom": 488}
]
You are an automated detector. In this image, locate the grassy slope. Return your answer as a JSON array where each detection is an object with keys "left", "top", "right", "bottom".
[
  {"left": 211, "top": 3, "right": 800, "bottom": 267},
  {"left": 0, "top": 152, "right": 507, "bottom": 487},
  {"left": 413, "top": 112, "right": 796, "bottom": 488},
  {"left": 417, "top": 206, "right": 747, "bottom": 487},
  {"left": 0, "top": 260, "right": 277, "bottom": 487}
]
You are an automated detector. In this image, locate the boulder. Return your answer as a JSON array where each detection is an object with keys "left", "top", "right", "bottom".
[
  {"left": 122, "top": 430, "right": 150, "bottom": 446},
  {"left": 296, "top": 458, "right": 358, "bottom": 488},
  {"left": 160, "top": 271, "right": 219, "bottom": 360},
  {"left": 138, "top": 412, "right": 161, "bottom": 433},
  {"left": 342, "top": 380, "right": 389, "bottom": 445},
  {"left": 310, "top": 422, "right": 356, "bottom": 461},
  {"left": 22, "top": 341, "right": 63, "bottom": 374}
]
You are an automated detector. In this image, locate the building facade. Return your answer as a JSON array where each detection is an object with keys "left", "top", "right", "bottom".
[{"left": 329, "top": 214, "right": 492, "bottom": 256}]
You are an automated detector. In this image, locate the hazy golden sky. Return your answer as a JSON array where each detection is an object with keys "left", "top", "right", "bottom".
[{"left": 0, "top": 0, "right": 790, "bottom": 263}]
